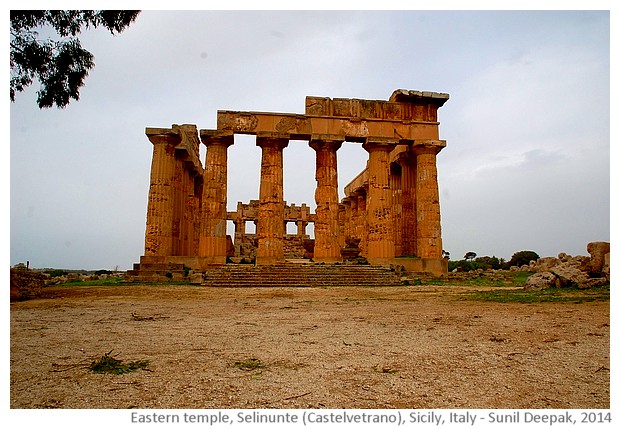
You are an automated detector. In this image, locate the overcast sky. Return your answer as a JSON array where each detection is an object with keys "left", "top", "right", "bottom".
[{"left": 8, "top": 6, "right": 612, "bottom": 270}]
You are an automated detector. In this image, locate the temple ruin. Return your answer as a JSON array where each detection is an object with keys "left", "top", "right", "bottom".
[{"left": 129, "top": 89, "right": 449, "bottom": 279}]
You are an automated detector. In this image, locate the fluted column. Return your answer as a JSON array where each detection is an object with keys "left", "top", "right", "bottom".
[
  {"left": 398, "top": 150, "right": 417, "bottom": 256},
  {"left": 341, "top": 197, "right": 352, "bottom": 241},
  {"left": 256, "top": 133, "right": 289, "bottom": 265},
  {"left": 198, "top": 130, "right": 234, "bottom": 264},
  {"left": 391, "top": 162, "right": 403, "bottom": 256},
  {"left": 363, "top": 139, "right": 398, "bottom": 264},
  {"left": 191, "top": 177, "right": 203, "bottom": 256},
  {"left": 144, "top": 132, "right": 180, "bottom": 256},
  {"left": 351, "top": 191, "right": 368, "bottom": 256},
  {"left": 233, "top": 202, "right": 245, "bottom": 257},
  {"left": 310, "top": 136, "right": 343, "bottom": 263},
  {"left": 412, "top": 140, "right": 446, "bottom": 259},
  {"left": 179, "top": 164, "right": 192, "bottom": 256}
]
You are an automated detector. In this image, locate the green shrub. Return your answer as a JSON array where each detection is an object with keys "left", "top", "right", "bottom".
[{"left": 506, "top": 250, "right": 540, "bottom": 268}]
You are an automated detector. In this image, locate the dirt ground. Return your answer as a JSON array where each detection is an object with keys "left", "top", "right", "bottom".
[{"left": 10, "top": 284, "right": 610, "bottom": 409}]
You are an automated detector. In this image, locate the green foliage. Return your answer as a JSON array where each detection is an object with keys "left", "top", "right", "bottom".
[
  {"left": 507, "top": 250, "right": 540, "bottom": 268},
  {"left": 474, "top": 256, "right": 503, "bottom": 270},
  {"left": 463, "top": 251, "right": 477, "bottom": 261},
  {"left": 10, "top": 10, "right": 140, "bottom": 108},
  {"left": 89, "top": 351, "right": 149, "bottom": 375},
  {"left": 66, "top": 276, "right": 124, "bottom": 286},
  {"left": 44, "top": 269, "right": 68, "bottom": 277},
  {"left": 232, "top": 358, "right": 264, "bottom": 371},
  {"left": 448, "top": 259, "right": 481, "bottom": 272},
  {"left": 448, "top": 256, "right": 499, "bottom": 272}
]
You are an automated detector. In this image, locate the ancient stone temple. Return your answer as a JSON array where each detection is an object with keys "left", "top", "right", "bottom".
[{"left": 129, "top": 89, "right": 449, "bottom": 278}]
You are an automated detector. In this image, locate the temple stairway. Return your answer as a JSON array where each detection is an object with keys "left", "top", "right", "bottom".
[
  {"left": 126, "top": 262, "right": 403, "bottom": 287},
  {"left": 200, "top": 263, "right": 403, "bottom": 287}
]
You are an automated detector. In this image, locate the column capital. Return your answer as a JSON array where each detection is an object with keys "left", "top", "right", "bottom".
[
  {"left": 411, "top": 139, "right": 446, "bottom": 155},
  {"left": 362, "top": 137, "right": 398, "bottom": 153},
  {"left": 256, "top": 132, "right": 289, "bottom": 150},
  {"left": 145, "top": 127, "right": 181, "bottom": 146},
  {"left": 309, "top": 137, "right": 343, "bottom": 152},
  {"left": 199, "top": 129, "right": 234, "bottom": 147}
]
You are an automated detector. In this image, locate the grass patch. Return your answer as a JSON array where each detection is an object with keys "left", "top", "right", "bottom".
[
  {"left": 55, "top": 277, "right": 125, "bottom": 286},
  {"left": 423, "top": 271, "right": 532, "bottom": 287},
  {"left": 232, "top": 358, "right": 264, "bottom": 371},
  {"left": 89, "top": 351, "right": 150, "bottom": 375},
  {"left": 457, "top": 284, "right": 610, "bottom": 304}
]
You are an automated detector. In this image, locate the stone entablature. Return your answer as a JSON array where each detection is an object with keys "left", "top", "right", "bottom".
[{"left": 134, "top": 89, "right": 449, "bottom": 276}]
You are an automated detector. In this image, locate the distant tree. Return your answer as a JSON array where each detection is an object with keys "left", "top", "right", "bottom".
[
  {"left": 448, "top": 259, "right": 480, "bottom": 272},
  {"left": 507, "top": 250, "right": 540, "bottom": 268},
  {"left": 464, "top": 251, "right": 477, "bottom": 261},
  {"left": 10, "top": 10, "right": 140, "bottom": 108},
  {"left": 475, "top": 256, "right": 501, "bottom": 270}
]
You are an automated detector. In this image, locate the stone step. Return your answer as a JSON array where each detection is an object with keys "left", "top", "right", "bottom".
[
  {"left": 126, "top": 263, "right": 403, "bottom": 287},
  {"left": 200, "top": 264, "right": 402, "bottom": 287}
]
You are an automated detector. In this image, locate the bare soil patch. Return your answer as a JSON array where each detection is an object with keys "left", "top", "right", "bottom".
[{"left": 10, "top": 284, "right": 609, "bottom": 409}]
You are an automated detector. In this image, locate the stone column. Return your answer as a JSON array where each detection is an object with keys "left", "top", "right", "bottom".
[
  {"left": 296, "top": 220, "right": 307, "bottom": 237},
  {"left": 351, "top": 191, "right": 368, "bottom": 256},
  {"left": 412, "top": 140, "right": 446, "bottom": 259},
  {"left": 144, "top": 131, "right": 180, "bottom": 256},
  {"left": 337, "top": 203, "right": 347, "bottom": 249},
  {"left": 398, "top": 150, "right": 417, "bottom": 256},
  {"left": 341, "top": 197, "right": 352, "bottom": 242},
  {"left": 191, "top": 176, "right": 203, "bottom": 256},
  {"left": 171, "top": 155, "right": 184, "bottom": 256},
  {"left": 362, "top": 139, "right": 398, "bottom": 264},
  {"left": 198, "top": 130, "right": 234, "bottom": 265},
  {"left": 391, "top": 162, "right": 403, "bottom": 257},
  {"left": 179, "top": 165, "right": 191, "bottom": 256},
  {"left": 233, "top": 202, "right": 245, "bottom": 257},
  {"left": 310, "top": 136, "right": 343, "bottom": 263},
  {"left": 256, "top": 133, "right": 289, "bottom": 264}
]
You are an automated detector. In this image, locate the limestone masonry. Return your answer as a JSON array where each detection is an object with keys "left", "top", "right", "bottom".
[{"left": 130, "top": 89, "right": 450, "bottom": 278}]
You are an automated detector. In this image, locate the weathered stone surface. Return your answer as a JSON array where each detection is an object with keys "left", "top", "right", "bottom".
[
  {"left": 256, "top": 135, "right": 289, "bottom": 264},
  {"left": 603, "top": 252, "right": 610, "bottom": 279},
  {"left": 189, "top": 272, "right": 204, "bottom": 284},
  {"left": 412, "top": 142, "right": 445, "bottom": 259},
  {"left": 524, "top": 272, "right": 557, "bottom": 290},
  {"left": 310, "top": 138, "right": 343, "bottom": 262},
  {"left": 144, "top": 125, "right": 203, "bottom": 258},
  {"left": 363, "top": 141, "right": 397, "bottom": 264},
  {"left": 341, "top": 236, "right": 362, "bottom": 261},
  {"left": 581, "top": 277, "right": 609, "bottom": 289},
  {"left": 198, "top": 130, "right": 233, "bottom": 264},
  {"left": 551, "top": 264, "right": 590, "bottom": 287},
  {"left": 558, "top": 252, "right": 571, "bottom": 262},
  {"left": 587, "top": 241, "right": 610, "bottom": 275},
  {"left": 398, "top": 152, "right": 417, "bottom": 256},
  {"left": 533, "top": 256, "right": 560, "bottom": 272}
]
